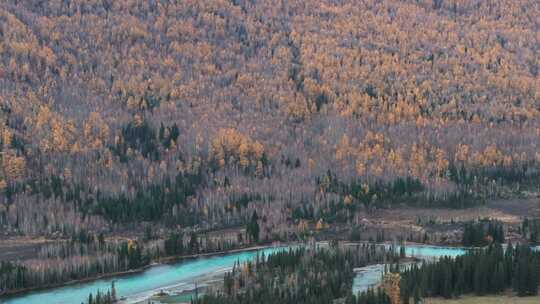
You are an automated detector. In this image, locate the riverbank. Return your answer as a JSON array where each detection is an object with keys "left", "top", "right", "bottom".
[
  {"left": 0, "top": 243, "right": 282, "bottom": 298},
  {"left": 0, "top": 240, "right": 475, "bottom": 298},
  {"left": 155, "top": 243, "right": 283, "bottom": 264},
  {"left": 1, "top": 245, "right": 292, "bottom": 304},
  {"left": 4, "top": 241, "right": 534, "bottom": 302}
]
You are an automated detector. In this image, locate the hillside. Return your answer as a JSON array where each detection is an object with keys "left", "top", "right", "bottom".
[
  {"left": 1, "top": 0, "right": 539, "bottom": 236},
  {"left": 0, "top": 0, "right": 540, "bottom": 297}
]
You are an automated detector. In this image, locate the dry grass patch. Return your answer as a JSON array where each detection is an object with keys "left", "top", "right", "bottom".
[{"left": 425, "top": 295, "right": 540, "bottom": 304}]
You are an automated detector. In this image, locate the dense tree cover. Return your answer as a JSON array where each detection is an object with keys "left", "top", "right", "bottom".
[
  {"left": 113, "top": 119, "right": 160, "bottom": 161},
  {"left": 163, "top": 230, "right": 241, "bottom": 257},
  {"left": 197, "top": 244, "right": 398, "bottom": 304},
  {"left": 0, "top": 0, "right": 539, "bottom": 296},
  {"left": 522, "top": 218, "right": 540, "bottom": 244},
  {"left": 345, "top": 288, "right": 391, "bottom": 304},
  {"left": 400, "top": 244, "right": 540, "bottom": 301},
  {"left": 246, "top": 211, "right": 260, "bottom": 243},
  {"left": 0, "top": 237, "right": 147, "bottom": 293},
  {"left": 462, "top": 219, "right": 505, "bottom": 247},
  {"left": 318, "top": 171, "right": 480, "bottom": 211},
  {"left": 0, "top": 229, "right": 242, "bottom": 294},
  {"left": 93, "top": 169, "right": 205, "bottom": 223},
  {"left": 0, "top": 261, "right": 26, "bottom": 294},
  {"left": 0, "top": 0, "right": 539, "bottom": 238}
]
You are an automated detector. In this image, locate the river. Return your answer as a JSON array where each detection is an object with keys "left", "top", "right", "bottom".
[
  {"left": 0, "top": 243, "right": 526, "bottom": 304},
  {"left": 351, "top": 244, "right": 468, "bottom": 294},
  {"left": 0, "top": 247, "right": 287, "bottom": 304}
]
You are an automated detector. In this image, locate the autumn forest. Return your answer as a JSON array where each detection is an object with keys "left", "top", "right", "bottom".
[{"left": 0, "top": 0, "right": 539, "bottom": 301}]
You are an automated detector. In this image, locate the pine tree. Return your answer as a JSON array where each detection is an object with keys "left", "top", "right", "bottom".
[{"left": 247, "top": 211, "right": 260, "bottom": 243}]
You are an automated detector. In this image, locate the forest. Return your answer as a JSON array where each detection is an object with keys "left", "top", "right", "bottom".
[
  {"left": 522, "top": 218, "right": 540, "bottom": 244},
  {"left": 197, "top": 244, "right": 397, "bottom": 304},
  {"left": 0, "top": 0, "right": 539, "bottom": 297},
  {"left": 461, "top": 219, "right": 504, "bottom": 247},
  {"left": 0, "top": 229, "right": 245, "bottom": 293},
  {"left": 190, "top": 244, "right": 540, "bottom": 304},
  {"left": 1, "top": 0, "right": 539, "bottom": 234},
  {"left": 400, "top": 244, "right": 540, "bottom": 301}
]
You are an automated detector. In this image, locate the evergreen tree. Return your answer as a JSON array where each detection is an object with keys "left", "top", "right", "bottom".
[{"left": 247, "top": 211, "right": 260, "bottom": 243}]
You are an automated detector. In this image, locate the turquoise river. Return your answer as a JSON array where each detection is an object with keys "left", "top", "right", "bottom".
[
  {"left": 0, "top": 247, "right": 288, "bottom": 304},
  {"left": 4, "top": 244, "right": 534, "bottom": 304}
]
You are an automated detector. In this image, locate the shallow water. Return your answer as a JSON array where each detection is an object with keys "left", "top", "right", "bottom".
[
  {"left": 352, "top": 264, "right": 386, "bottom": 294},
  {"left": 352, "top": 244, "right": 468, "bottom": 294},
  {"left": 0, "top": 247, "right": 287, "bottom": 304},
  {"left": 401, "top": 244, "right": 467, "bottom": 259}
]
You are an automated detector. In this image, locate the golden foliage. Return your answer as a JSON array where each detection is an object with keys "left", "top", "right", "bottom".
[
  {"left": 83, "top": 112, "right": 110, "bottom": 150},
  {"left": 210, "top": 128, "right": 264, "bottom": 170},
  {"left": 382, "top": 273, "right": 401, "bottom": 304},
  {"left": 315, "top": 218, "right": 326, "bottom": 231},
  {"left": 2, "top": 152, "right": 26, "bottom": 181},
  {"left": 0, "top": 0, "right": 539, "bottom": 208}
]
